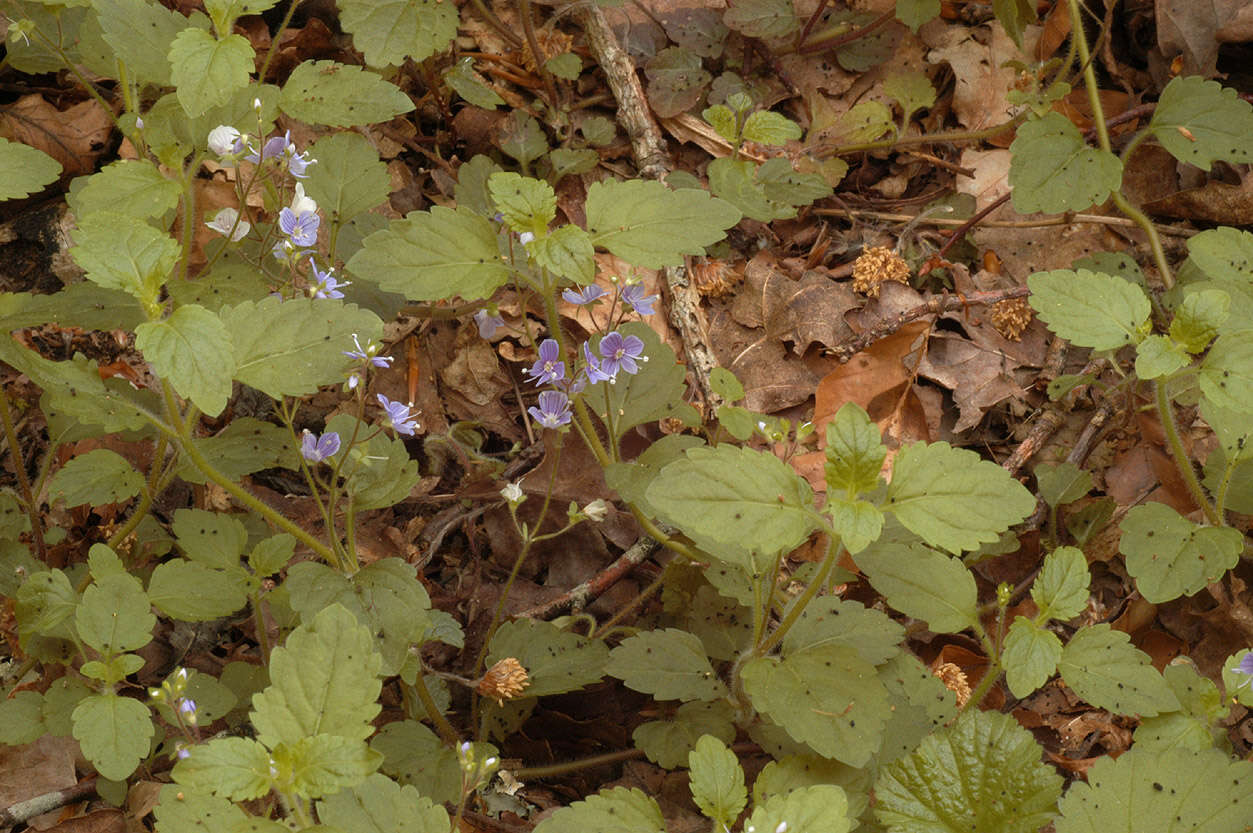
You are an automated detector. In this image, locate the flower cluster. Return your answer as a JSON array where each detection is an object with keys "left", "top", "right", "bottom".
[
  {"left": 207, "top": 125, "right": 314, "bottom": 178},
  {"left": 521, "top": 330, "right": 648, "bottom": 430}
]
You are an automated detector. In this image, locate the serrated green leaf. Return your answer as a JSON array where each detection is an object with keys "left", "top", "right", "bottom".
[
  {"left": 1181, "top": 228, "right": 1253, "bottom": 333},
  {"left": 757, "top": 156, "right": 832, "bottom": 208},
  {"left": 1009, "top": 112, "right": 1123, "bottom": 213},
  {"left": 370, "top": 720, "right": 461, "bottom": 804},
  {"left": 824, "top": 402, "right": 887, "bottom": 496},
  {"left": 1222, "top": 649, "right": 1253, "bottom": 708},
  {"left": 82, "top": 653, "right": 145, "bottom": 683},
  {"left": 633, "top": 700, "right": 736, "bottom": 769},
  {"left": 723, "top": 0, "right": 797, "bottom": 38},
  {"left": 316, "top": 773, "right": 451, "bottom": 833},
  {"left": 487, "top": 171, "right": 555, "bottom": 234},
  {"left": 877, "top": 652, "right": 958, "bottom": 764},
  {"left": 1034, "top": 462, "right": 1093, "bottom": 508},
  {"left": 72, "top": 693, "right": 154, "bottom": 780},
  {"left": 136, "top": 304, "right": 234, "bottom": 416},
  {"left": 526, "top": 225, "right": 595, "bottom": 285},
  {"left": 826, "top": 497, "right": 883, "bottom": 555},
  {"left": 1002, "top": 617, "right": 1062, "bottom": 698},
  {"left": 588, "top": 323, "right": 700, "bottom": 440},
  {"left": 279, "top": 61, "right": 413, "bottom": 127},
  {"left": 742, "top": 109, "right": 802, "bottom": 145},
  {"left": 688, "top": 735, "right": 746, "bottom": 826},
  {"left": 91, "top": 0, "right": 188, "bottom": 85},
  {"left": 1027, "top": 269, "right": 1151, "bottom": 350},
  {"left": 643, "top": 47, "right": 710, "bottom": 119},
  {"left": 168, "top": 29, "right": 253, "bottom": 118},
  {"left": 71, "top": 212, "right": 179, "bottom": 303},
  {"left": 0, "top": 283, "right": 141, "bottom": 333},
  {"left": 824, "top": 99, "right": 895, "bottom": 145},
  {"left": 884, "top": 441, "right": 1036, "bottom": 554},
  {"left": 222, "top": 297, "right": 382, "bottom": 397},
  {"left": 532, "top": 787, "right": 665, "bottom": 833},
  {"left": 1171, "top": 289, "right": 1228, "bottom": 353},
  {"left": 153, "top": 784, "right": 248, "bottom": 833},
  {"left": 1120, "top": 502, "right": 1242, "bottom": 603},
  {"left": 646, "top": 444, "right": 818, "bottom": 575},
  {"left": 148, "top": 560, "right": 250, "bottom": 621},
  {"left": 875, "top": 709, "right": 1062, "bottom": 833},
  {"left": 443, "top": 57, "right": 505, "bottom": 108},
  {"left": 586, "top": 179, "right": 740, "bottom": 268},
  {"left": 703, "top": 104, "right": 738, "bottom": 144},
  {"left": 884, "top": 70, "right": 936, "bottom": 122},
  {"left": 742, "top": 643, "right": 891, "bottom": 767},
  {"left": 0, "top": 690, "right": 46, "bottom": 744},
  {"left": 77, "top": 573, "right": 154, "bottom": 654},
  {"left": 346, "top": 206, "right": 508, "bottom": 301},
  {"left": 172, "top": 508, "right": 246, "bottom": 569},
  {"left": 1134, "top": 663, "right": 1225, "bottom": 753},
  {"left": 747, "top": 784, "right": 850, "bottom": 833},
  {"left": 42, "top": 677, "right": 92, "bottom": 736},
  {"left": 895, "top": 0, "right": 940, "bottom": 32},
  {"left": 855, "top": 539, "right": 978, "bottom": 632},
  {"left": 708, "top": 156, "right": 793, "bottom": 222},
  {"left": 1055, "top": 746, "right": 1253, "bottom": 833},
  {"left": 251, "top": 603, "right": 383, "bottom": 749},
  {"left": 485, "top": 619, "right": 607, "bottom": 698},
  {"left": 68, "top": 159, "right": 180, "bottom": 220},
  {"left": 546, "top": 147, "right": 599, "bottom": 181},
  {"left": 173, "top": 736, "right": 272, "bottom": 800},
  {"left": 276, "top": 733, "right": 380, "bottom": 799},
  {"left": 605, "top": 628, "right": 725, "bottom": 702},
  {"left": 1057, "top": 624, "right": 1180, "bottom": 716},
  {"left": 1031, "top": 546, "right": 1090, "bottom": 621},
  {"left": 1199, "top": 331, "right": 1253, "bottom": 410},
  {"left": 49, "top": 449, "right": 143, "bottom": 507},
  {"left": 178, "top": 418, "right": 299, "bottom": 486},
  {"left": 249, "top": 534, "right": 295, "bottom": 577},
  {"left": 337, "top": 0, "right": 457, "bottom": 68},
  {"left": 754, "top": 756, "right": 869, "bottom": 819},
  {"left": 496, "top": 111, "right": 549, "bottom": 168},
  {"left": 1147, "top": 76, "right": 1253, "bottom": 171},
  {"left": 782, "top": 595, "right": 903, "bottom": 665},
  {"left": 14, "top": 569, "right": 79, "bottom": 651},
  {"left": 303, "top": 133, "right": 391, "bottom": 225},
  {"left": 1135, "top": 334, "right": 1190, "bottom": 379},
  {"left": 167, "top": 257, "right": 273, "bottom": 313}
]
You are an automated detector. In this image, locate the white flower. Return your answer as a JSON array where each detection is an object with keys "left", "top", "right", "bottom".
[
  {"left": 207, "top": 125, "right": 241, "bottom": 156},
  {"left": 582, "top": 499, "right": 608, "bottom": 522},
  {"left": 518, "top": 231, "right": 535, "bottom": 245},
  {"left": 500, "top": 482, "right": 524, "bottom": 504},
  {"left": 205, "top": 207, "right": 250, "bottom": 241},
  {"left": 290, "top": 183, "right": 318, "bottom": 216}
]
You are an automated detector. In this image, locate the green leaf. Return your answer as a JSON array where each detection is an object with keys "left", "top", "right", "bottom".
[
  {"left": 178, "top": 418, "right": 299, "bottom": 486},
  {"left": 279, "top": 61, "right": 414, "bottom": 127},
  {"left": 526, "top": 225, "right": 595, "bottom": 285},
  {"left": 757, "top": 157, "right": 832, "bottom": 207},
  {"left": 688, "top": 735, "right": 746, "bottom": 827},
  {"left": 249, "top": 534, "right": 296, "bottom": 577},
  {"left": 826, "top": 497, "right": 883, "bottom": 555},
  {"left": 0, "top": 690, "right": 47, "bottom": 744},
  {"left": 782, "top": 595, "right": 903, "bottom": 665},
  {"left": 1057, "top": 624, "right": 1180, "bottom": 716},
  {"left": 77, "top": 573, "right": 154, "bottom": 654},
  {"left": 276, "top": 733, "right": 381, "bottom": 799},
  {"left": 82, "top": 653, "right": 145, "bottom": 684},
  {"left": 824, "top": 402, "right": 887, "bottom": 496},
  {"left": 723, "top": 0, "right": 797, "bottom": 38},
  {"left": 14, "top": 569, "right": 79, "bottom": 650},
  {"left": 68, "top": 159, "right": 181, "bottom": 220},
  {"left": 1135, "top": 335, "right": 1190, "bottom": 379},
  {"left": 703, "top": 104, "right": 738, "bottom": 144},
  {"left": 168, "top": 29, "right": 253, "bottom": 118},
  {"left": 1134, "top": 663, "right": 1225, "bottom": 753},
  {"left": 545, "top": 51, "right": 581, "bottom": 80},
  {"left": 589, "top": 323, "right": 700, "bottom": 440},
  {"left": 895, "top": 0, "right": 940, "bottom": 32},
  {"left": 1009, "top": 112, "right": 1123, "bottom": 213},
  {"left": 1223, "top": 649, "right": 1253, "bottom": 708},
  {"left": 485, "top": 619, "right": 608, "bottom": 698},
  {"left": 823, "top": 99, "right": 895, "bottom": 145},
  {"left": 1031, "top": 546, "right": 1090, "bottom": 621},
  {"left": 531, "top": 787, "right": 665, "bottom": 833},
  {"left": 153, "top": 784, "right": 248, "bottom": 833},
  {"left": 884, "top": 441, "right": 1036, "bottom": 554},
  {"left": 304, "top": 133, "right": 391, "bottom": 225},
  {"left": 173, "top": 736, "right": 272, "bottom": 800},
  {"left": 167, "top": 257, "right": 273, "bottom": 313},
  {"left": 741, "top": 110, "right": 802, "bottom": 145},
  {"left": 337, "top": 0, "right": 457, "bottom": 68},
  {"left": 1147, "top": 76, "right": 1253, "bottom": 171},
  {"left": 646, "top": 444, "right": 818, "bottom": 575},
  {"left": 443, "top": 57, "right": 505, "bottom": 108},
  {"left": 1199, "top": 331, "right": 1253, "bottom": 410},
  {"left": 71, "top": 212, "right": 179, "bottom": 304},
  {"left": 222, "top": 297, "right": 382, "bottom": 398},
  {"left": 172, "top": 508, "right": 247, "bottom": 569},
  {"left": 855, "top": 539, "right": 979, "bottom": 632},
  {"left": 992, "top": 0, "right": 1036, "bottom": 47},
  {"left": 49, "top": 449, "right": 143, "bottom": 507},
  {"left": 1034, "top": 462, "right": 1092, "bottom": 508},
  {"left": 496, "top": 111, "right": 549, "bottom": 168},
  {"left": 633, "top": 700, "right": 736, "bottom": 769},
  {"left": 148, "top": 560, "right": 250, "bottom": 621},
  {"left": 643, "top": 47, "right": 711, "bottom": 119},
  {"left": 1002, "top": 617, "right": 1062, "bottom": 698},
  {"left": 1054, "top": 746, "right": 1253, "bottom": 833},
  {"left": 741, "top": 643, "right": 891, "bottom": 767},
  {"left": 72, "top": 693, "right": 154, "bottom": 780},
  {"left": 346, "top": 206, "right": 508, "bottom": 301},
  {"left": 746, "top": 784, "right": 850, "bottom": 833},
  {"left": 586, "top": 179, "right": 740, "bottom": 268},
  {"left": 488, "top": 172, "right": 556, "bottom": 234},
  {"left": 884, "top": 71, "right": 937, "bottom": 123},
  {"left": 1179, "top": 227, "right": 1253, "bottom": 337},
  {"left": 876, "top": 652, "right": 959, "bottom": 765},
  {"left": 1027, "top": 269, "right": 1151, "bottom": 350},
  {"left": 875, "top": 709, "right": 1062, "bottom": 833},
  {"left": 708, "top": 156, "right": 792, "bottom": 222},
  {"left": 605, "top": 628, "right": 725, "bottom": 702},
  {"left": 250, "top": 603, "right": 383, "bottom": 749},
  {"left": 0, "top": 138, "right": 61, "bottom": 201},
  {"left": 370, "top": 720, "right": 461, "bottom": 804},
  {"left": 546, "top": 148, "right": 599, "bottom": 181},
  {"left": 91, "top": 0, "right": 189, "bottom": 85},
  {"left": 136, "top": 304, "right": 234, "bottom": 417},
  {"left": 316, "top": 773, "right": 451, "bottom": 833},
  {"left": 1171, "top": 289, "right": 1228, "bottom": 353},
  {"left": 1119, "top": 502, "right": 1243, "bottom": 603}
]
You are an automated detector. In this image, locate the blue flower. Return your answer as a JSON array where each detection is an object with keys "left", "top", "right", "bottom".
[
  {"left": 308, "top": 259, "right": 349, "bottom": 299},
  {"left": 1234, "top": 653, "right": 1253, "bottom": 677},
  {"left": 598, "top": 331, "right": 646, "bottom": 378},
  {"left": 621, "top": 283, "right": 659, "bottom": 316},
  {"left": 248, "top": 130, "right": 291, "bottom": 163},
  {"left": 286, "top": 147, "right": 316, "bottom": 178},
  {"left": 562, "top": 285, "right": 607, "bottom": 305},
  {"left": 581, "top": 341, "right": 613, "bottom": 384},
  {"left": 474, "top": 308, "right": 505, "bottom": 339},
  {"left": 377, "top": 394, "right": 420, "bottom": 436},
  {"left": 279, "top": 206, "right": 320, "bottom": 248},
  {"left": 344, "top": 335, "right": 392, "bottom": 389},
  {"left": 529, "top": 390, "right": 572, "bottom": 428},
  {"left": 526, "top": 339, "right": 565, "bottom": 386},
  {"left": 301, "top": 430, "right": 341, "bottom": 462}
]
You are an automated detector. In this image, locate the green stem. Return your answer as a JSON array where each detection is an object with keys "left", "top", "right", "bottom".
[
  {"left": 755, "top": 526, "right": 839, "bottom": 657},
  {"left": 257, "top": 0, "right": 303, "bottom": 82},
  {"left": 408, "top": 671, "right": 458, "bottom": 744},
  {"left": 0, "top": 387, "right": 46, "bottom": 561},
  {"left": 1155, "top": 380, "right": 1221, "bottom": 525}
]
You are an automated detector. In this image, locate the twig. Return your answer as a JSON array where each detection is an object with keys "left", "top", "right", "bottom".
[
  {"left": 516, "top": 532, "right": 661, "bottom": 619},
  {"left": 814, "top": 207, "right": 1197, "bottom": 236},
  {"left": 0, "top": 778, "right": 98, "bottom": 829}
]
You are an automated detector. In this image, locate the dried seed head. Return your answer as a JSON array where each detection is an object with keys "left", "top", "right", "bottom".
[
  {"left": 477, "top": 657, "right": 531, "bottom": 705},
  {"left": 690, "top": 258, "right": 740, "bottom": 298},
  {"left": 852, "top": 246, "right": 911, "bottom": 297},
  {"left": 991, "top": 298, "right": 1033, "bottom": 341},
  {"left": 933, "top": 661, "right": 971, "bottom": 706}
]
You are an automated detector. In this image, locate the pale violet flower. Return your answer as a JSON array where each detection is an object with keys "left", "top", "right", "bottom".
[
  {"left": 344, "top": 334, "right": 391, "bottom": 367},
  {"left": 563, "top": 285, "right": 606, "bottom": 305},
  {"left": 1234, "top": 653, "right": 1253, "bottom": 677},
  {"left": 207, "top": 125, "right": 242, "bottom": 156},
  {"left": 500, "top": 482, "right": 524, "bottom": 504},
  {"left": 134, "top": 116, "right": 144, "bottom": 129},
  {"left": 597, "top": 331, "right": 646, "bottom": 378},
  {"left": 205, "top": 207, "right": 250, "bottom": 241},
  {"left": 528, "top": 390, "right": 572, "bottom": 428},
  {"left": 621, "top": 283, "right": 659, "bottom": 316},
  {"left": 474, "top": 308, "right": 504, "bottom": 339},
  {"left": 300, "top": 430, "right": 341, "bottom": 463},
  {"left": 286, "top": 147, "right": 315, "bottom": 178},
  {"left": 308, "top": 259, "right": 348, "bottom": 299},
  {"left": 525, "top": 339, "right": 565, "bottom": 387},
  {"left": 581, "top": 341, "right": 613, "bottom": 385},
  {"left": 377, "top": 394, "right": 419, "bottom": 436},
  {"left": 279, "top": 205, "right": 319, "bottom": 248}
]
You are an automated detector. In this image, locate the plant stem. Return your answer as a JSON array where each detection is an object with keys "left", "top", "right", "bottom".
[
  {"left": 408, "top": 671, "right": 459, "bottom": 744},
  {"left": 0, "top": 388, "right": 46, "bottom": 561},
  {"left": 257, "top": 0, "right": 303, "bottom": 82},
  {"left": 755, "top": 525, "right": 839, "bottom": 656},
  {"left": 1154, "top": 380, "right": 1221, "bottom": 525}
]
